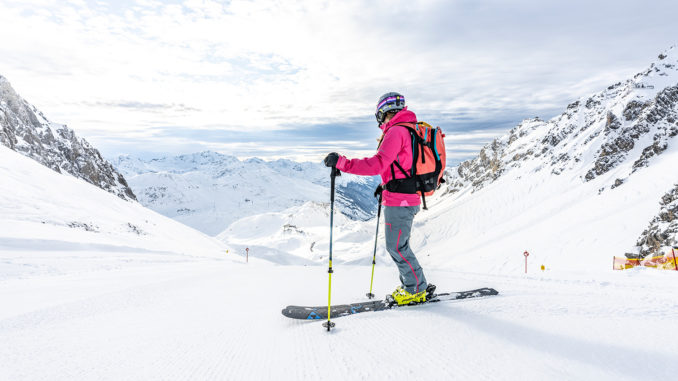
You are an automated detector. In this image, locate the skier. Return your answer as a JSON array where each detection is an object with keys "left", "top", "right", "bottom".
[{"left": 324, "top": 92, "right": 433, "bottom": 305}]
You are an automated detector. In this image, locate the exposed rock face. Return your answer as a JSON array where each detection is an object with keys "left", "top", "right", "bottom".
[
  {"left": 445, "top": 46, "right": 678, "bottom": 195},
  {"left": 0, "top": 75, "right": 136, "bottom": 201},
  {"left": 455, "top": 137, "right": 506, "bottom": 190},
  {"left": 636, "top": 184, "right": 678, "bottom": 257}
]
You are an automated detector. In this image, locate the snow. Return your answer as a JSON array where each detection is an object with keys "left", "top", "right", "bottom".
[
  {"left": 217, "top": 201, "right": 379, "bottom": 265},
  {"left": 2, "top": 259, "right": 677, "bottom": 380},
  {"left": 0, "top": 145, "right": 229, "bottom": 279},
  {"left": 2, "top": 143, "right": 678, "bottom": 380}
]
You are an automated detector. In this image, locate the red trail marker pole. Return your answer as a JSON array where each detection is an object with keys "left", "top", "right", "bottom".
[
  {"left": 246, "top": 247, "right": 249, "bottom": 264},
  {"left": 524, "top": 251, "right": 529, "bottom": 274}
]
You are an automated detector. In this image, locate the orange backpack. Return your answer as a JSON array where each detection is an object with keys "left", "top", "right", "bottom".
[{"left": 385, "top": 121, "right": 447, "bottom": 209}]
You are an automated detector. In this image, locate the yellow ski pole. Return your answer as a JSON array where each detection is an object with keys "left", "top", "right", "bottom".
[{"left": 322, "top": 166, "right": 340, "bottom": 331}]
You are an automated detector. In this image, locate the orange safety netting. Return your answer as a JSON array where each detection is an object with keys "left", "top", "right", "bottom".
[{"left": 613, "top": 248, "right": 678, "bottom": 271}]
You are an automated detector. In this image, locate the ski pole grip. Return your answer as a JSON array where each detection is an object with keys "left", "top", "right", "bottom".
[
  {"left": 331, "top": 166, "right": 341, "bottom": 177},
  {"left": 374, "top": 184, "right": 383, "bottom": 198}
]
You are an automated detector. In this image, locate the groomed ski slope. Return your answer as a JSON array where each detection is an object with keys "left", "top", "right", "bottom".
[
  {"left": 2, "top": 136, "right": 678, "bottom": 380},
  {"left": 1, "top": 255, "right": 677, "bottom": 381}
]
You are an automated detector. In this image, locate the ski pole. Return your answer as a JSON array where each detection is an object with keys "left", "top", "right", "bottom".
[
  {"left": 366, "top": 188, "right": 383, "bottom": 299},
  {"left": 323, "top": 166, "right": 340, "bottom": 331}
]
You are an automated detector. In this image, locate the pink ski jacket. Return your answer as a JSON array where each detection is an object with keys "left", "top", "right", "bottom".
[{"left": 336, "top": 107, "right": 420, "bottom": 207}]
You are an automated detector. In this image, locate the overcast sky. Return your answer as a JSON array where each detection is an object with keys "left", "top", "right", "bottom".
[{"left": 1, "top": 0, "right": 677, "bottom": 164}]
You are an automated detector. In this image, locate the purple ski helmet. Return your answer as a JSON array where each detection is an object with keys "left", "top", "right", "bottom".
[{"left": 375, "top": 92, "right": 405, "bottom": 125}]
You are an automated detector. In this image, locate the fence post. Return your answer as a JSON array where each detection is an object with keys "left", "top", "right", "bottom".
[{"left": 524, "top": 251, "right": 529, "bottom": 274}]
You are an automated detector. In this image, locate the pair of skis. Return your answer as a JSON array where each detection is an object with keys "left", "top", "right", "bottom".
[{"left": 281, "top": 287, "right": 499, "bottom": 321}]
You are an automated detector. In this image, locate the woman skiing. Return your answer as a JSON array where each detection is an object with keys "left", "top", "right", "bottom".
[{"left": 324, "top": 92, "right": 433, "bottom": 305}]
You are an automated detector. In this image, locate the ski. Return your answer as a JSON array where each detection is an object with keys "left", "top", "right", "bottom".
[{"left": 281, "top": 287, "right": 498, "bottom": 320}]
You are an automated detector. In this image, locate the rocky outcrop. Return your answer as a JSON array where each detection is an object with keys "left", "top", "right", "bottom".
[
  {"left": 636, "top": 184, "right": 678, "bottom": 257},
  {"left": 631, "top": 86, "right": 678, "bottom": 171},
  {"left": 0, "top": 75, "right": 136, "bottom": 201},
  {"left": 455, "top": 138, "right": 506, "bottom": 190}
]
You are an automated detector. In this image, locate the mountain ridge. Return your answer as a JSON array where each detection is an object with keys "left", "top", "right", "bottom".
[
  {"left": 441, "top": 47, "right": 678, "bottom": 255},
  {"left": 0, "top": 75, "right": 136, "bottom": 201},
  {"left": 113, "top": 151, "right": 380, "bottom": 236}
]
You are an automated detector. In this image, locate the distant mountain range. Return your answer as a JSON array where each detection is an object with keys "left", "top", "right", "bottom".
[{"left": 112, "top": 152, "right": 380, "bottom": 236}]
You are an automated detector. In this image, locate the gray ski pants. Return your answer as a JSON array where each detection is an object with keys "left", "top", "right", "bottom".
[{"left": 384, "top": 205, "right": 427, "bottom": 294}]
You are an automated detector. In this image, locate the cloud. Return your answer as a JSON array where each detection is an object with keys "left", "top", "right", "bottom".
[
  {"left": 85, "top": 100, "right": 200, "bottom": 112},
  {"left": 0, "top": 0, "right": 677, "bottom": 163}
]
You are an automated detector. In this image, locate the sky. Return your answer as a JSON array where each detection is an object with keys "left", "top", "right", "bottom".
[{"left": 1, "top": 0, "right": 677, "bottom": 165}]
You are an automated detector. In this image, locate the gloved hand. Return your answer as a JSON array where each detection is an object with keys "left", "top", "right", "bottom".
[{"left": 324, "top": 152, "right": 340, "bottom": 167}]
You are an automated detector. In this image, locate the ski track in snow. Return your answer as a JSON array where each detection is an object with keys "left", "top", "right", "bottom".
[{"left": 1, "top": 252, "right": 677, "bottom": 381}]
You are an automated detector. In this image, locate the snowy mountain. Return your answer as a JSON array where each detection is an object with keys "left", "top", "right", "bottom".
[
  {"left": 446, "top": 49, "right": 677, "bottom": 196},
  {"left": 225, "top": 47, "right": 678, "bottom": 268},
  {"left": 439, "top": 47, "right": 678, "bottom": 258},
  {"left": 112, "top": 151, "right": 380, "bottom": 236},
  {"left": 0, "top": 144, "right": 227, "bottom": 279},
  {"left": 0, "top": 75, "right": 135, "bottom": 201}
]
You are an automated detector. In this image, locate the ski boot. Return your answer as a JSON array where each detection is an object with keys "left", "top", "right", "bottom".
[{"left": 390, "top": 286, "right": 427, "bottom": 306}]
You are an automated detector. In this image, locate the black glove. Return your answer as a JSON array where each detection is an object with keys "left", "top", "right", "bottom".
[
  {"left": 374, "top": 184, "right": 384, "bottom": 198},
  {"left": 324, "top": 152, "right": 339, "bottom": 167}
]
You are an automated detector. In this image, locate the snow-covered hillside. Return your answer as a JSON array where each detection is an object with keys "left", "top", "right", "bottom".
[
  {"left": 441, "top": 47, "right": 678, "bottom": 257},
  {"left": 0, "top": 144, "right": 228, "bottom": 280},
  {"left": 218, "top": 201, "right": 386, "bottom": 265},
  {"left": 3, "top": 234, "right": 678, "bottom": 380},
  {"left": 113, "top": 152, "right": 379, "bottom": 235}
]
